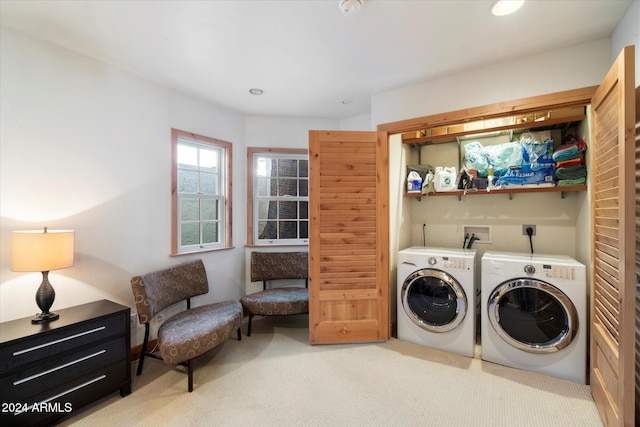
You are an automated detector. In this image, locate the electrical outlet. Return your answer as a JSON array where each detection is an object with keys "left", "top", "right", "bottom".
[{"left": 522, "top": 224, "right": 536, "bottom": 236}]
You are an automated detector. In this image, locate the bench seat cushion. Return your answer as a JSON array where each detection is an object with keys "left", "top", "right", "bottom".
[
  {"left": 240, "top": 287, "right": 309, "bottom": 317},
  {"left": 158, "top": 300, "right": 242, "bottom": 365}
]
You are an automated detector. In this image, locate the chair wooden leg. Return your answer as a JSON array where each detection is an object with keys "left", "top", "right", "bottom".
[
  {"left": 237, "top": 327, "right": 241, "bottom": 341},
  {"left": 247, "top": 313, "right": 254, "bottom": 336},
  {"left": 137, "top": 324, "right": 150, "bottom": 376},
  {"left": 188, "top": 359, "right": 193, "bottom": 392}
]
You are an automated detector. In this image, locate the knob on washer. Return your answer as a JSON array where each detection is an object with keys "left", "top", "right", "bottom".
[
  {"left": 428, "top": 257, "right": 437, "bottom": 266},
  {"left": 524, "top": 264, "right": 536, "bottom": 275}
]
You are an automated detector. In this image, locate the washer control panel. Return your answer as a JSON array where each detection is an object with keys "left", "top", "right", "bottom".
[
  {"left": 541, "top": 264, "right": 577, "bottom": 280},
  {"left": 439, "top": 256, "right": 468, "bottom": 270}
]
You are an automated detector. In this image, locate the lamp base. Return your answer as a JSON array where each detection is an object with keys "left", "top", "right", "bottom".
[
  {"left": 32, "top": 311, "right": 59, "bottom": 324},
  {"left": 32, "top": 270, "right": 59, "bottom": 324}
]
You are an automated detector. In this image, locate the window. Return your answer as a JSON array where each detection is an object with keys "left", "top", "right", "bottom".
[
  {"left": 171, "top": 129, "right": 232, "bottom": 255},
  {"left": 247, "top": 148, "right": 308, "bottom": 246}
]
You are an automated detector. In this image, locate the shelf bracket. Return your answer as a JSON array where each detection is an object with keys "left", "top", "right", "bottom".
[{"left": 456, "top": 137, "right": 462, "bottom": 171}]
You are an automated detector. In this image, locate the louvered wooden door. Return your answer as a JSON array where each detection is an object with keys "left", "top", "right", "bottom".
[
  {"left": 634, "top": 84, "right": 640, "bottom": 426},
  {"left": 308, "top": 130, "right": 389, "bottom": 344},
  {"left": 589, "top": 45, "right": 635, "bottom": 427}
]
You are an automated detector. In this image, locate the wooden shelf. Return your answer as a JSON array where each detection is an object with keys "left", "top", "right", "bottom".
[
  {"left": 402, "top": 106, "right": 586, "bottom": 146},
  {"left": 405, "top": 185, "right": 587, "bottom": 199}
]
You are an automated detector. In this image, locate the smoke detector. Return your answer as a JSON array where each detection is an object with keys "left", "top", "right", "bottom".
[{"left": 339, "top": 0, "right": 363, "bottom": 15}]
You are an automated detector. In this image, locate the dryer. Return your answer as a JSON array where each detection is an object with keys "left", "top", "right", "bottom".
[
  {"left": 397, "top": 246, "right": 477, "bottom": 358},
  {"left": 481, "top": 251, "right": 586, "bottom": 383}
]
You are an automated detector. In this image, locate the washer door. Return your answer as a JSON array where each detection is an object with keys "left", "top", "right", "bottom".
[
  {"left": 401, "top": 269, "right": 467, "bottom": 333},
  {"left": 487, "top": 278, "right": 578, "bottom": 353}
]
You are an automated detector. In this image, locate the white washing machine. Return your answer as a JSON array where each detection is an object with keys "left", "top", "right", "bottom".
[
  {"left": 397, "top": 246, "right": 477, "bottom": 358},
  {"left": 481, "top": 251, "right": 587, "bottom": 384}
]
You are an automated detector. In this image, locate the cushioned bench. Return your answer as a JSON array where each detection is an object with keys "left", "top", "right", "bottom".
[
  {"left": 130, "top": 259, "right": 242, "bottom": 392},
  {"left": 240, "top": 251, "right": 309, "bottom": 336}
]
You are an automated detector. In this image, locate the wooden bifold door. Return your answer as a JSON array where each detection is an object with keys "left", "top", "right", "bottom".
[{"left": 308, "top": 130, "right": 389, "bottom": 344}]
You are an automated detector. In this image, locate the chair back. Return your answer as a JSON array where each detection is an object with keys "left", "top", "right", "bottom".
[
  {"left": 250, "top": 252, "right": 309, "bottom": 283},
  {"left": 131, "top": 259, "right": 209, "bottom": 324}
]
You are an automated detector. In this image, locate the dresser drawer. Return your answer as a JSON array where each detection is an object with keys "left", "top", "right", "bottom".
[
  {"left": 1, "top": 336, "right": 126, "bottom": 400},
  {"left": 0, "top": 361, "right": 127, "bottom": 427},
  {"left": 0, "top": 312, "right": 126, "bottom": 372}
]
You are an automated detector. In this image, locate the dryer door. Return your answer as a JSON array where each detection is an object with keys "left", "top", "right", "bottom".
[
  {"left": 487, "top": 278, "right": 578, "bottom": 353},
  {"left": 401, "top": 269, "right": 467, "bottom": 333}
]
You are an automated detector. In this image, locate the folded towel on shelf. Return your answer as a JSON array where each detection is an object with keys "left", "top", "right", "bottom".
[
  {"left": 555, "top": 156, "right": 585, "bottom": 169},
  {"left": 552, "top": 136, "right": 588, "bottom": 162},
  {"left": 555, "top": 165, "right": 587, "bottom": 180},
  {"left": 557, "top": 177, "right": 587, "bottom": 186}
]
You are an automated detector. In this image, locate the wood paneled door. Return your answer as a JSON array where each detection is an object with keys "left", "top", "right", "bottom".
[
  {"left": 308, "top": 130, "right": 389, "bottom": 344},
  {"left": 589, "top": 45, "right": 635, "bottom": 427}
]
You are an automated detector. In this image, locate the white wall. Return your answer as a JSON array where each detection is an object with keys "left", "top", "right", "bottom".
[
  {"left": 0, "top": 28, "right": 247, "bottom": 332},
  {"left": 612, "top": 0, "right": 640, "bottom": 85},
  {"left": 372, "top": 38, "right": 613, "bottom": 126}
]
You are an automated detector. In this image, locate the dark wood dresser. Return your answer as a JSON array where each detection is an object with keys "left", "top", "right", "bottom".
[{"left": 0, "top": 299, "right": 131, "bottom": 426}]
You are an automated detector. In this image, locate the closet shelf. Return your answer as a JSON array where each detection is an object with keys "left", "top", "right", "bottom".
[{"left": 405, "top": 185, "right": 587, "bottom": 200}]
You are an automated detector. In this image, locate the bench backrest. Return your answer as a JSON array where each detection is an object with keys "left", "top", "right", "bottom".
[
  {"left": 250, "top": 252, "right": 309, "bottom": 287},
  {"left": 131, "top": 259, "right": 209, "bottom": 324}
]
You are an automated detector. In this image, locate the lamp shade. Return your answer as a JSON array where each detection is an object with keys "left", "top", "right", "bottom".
[{"left": 11, "top": 229, "right": 75, "bottom": 272}]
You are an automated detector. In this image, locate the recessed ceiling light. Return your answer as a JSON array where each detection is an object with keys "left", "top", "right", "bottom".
[
  {"left": 249, "top": 88, "right": 264, "bottom": 95},
  {"left": 492, "top": 0, "right": 524, "bottom": 16}
]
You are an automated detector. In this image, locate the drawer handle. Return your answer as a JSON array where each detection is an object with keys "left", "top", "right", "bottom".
[
  {"left": 13, "top": 350, "right": 107, "bottom": 386},
  {"left": 14, "top": 374, "right": 107, "bottom": 416},
  {"left": 12, "top": 326, "right": 106, "bottom": 356}
]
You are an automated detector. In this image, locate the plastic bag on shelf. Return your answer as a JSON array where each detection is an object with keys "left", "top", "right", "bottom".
[
  {"left": 464, "top": 141, "right": 491, "bottom": 177},
  {"left": 484, "top": 142, "right": 524, "bottom": 177}
]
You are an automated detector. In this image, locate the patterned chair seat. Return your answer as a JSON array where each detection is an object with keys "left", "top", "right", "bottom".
[
  {"left": 158, "top": 300, "right": 242, "bottom": 365},
  {"left": 240, "top": 287, "right": 309, "bottom": 317}
]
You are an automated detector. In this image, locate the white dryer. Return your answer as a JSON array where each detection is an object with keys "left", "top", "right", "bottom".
[
  {"left": 397, "top": 246, "right": 477, "bottom": 358},
  {"left": 481, "top": 251, "right": 587, "bottom": 383}
]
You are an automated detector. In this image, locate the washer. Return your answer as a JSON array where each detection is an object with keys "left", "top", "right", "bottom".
[
  {"left": 481, "top": 251, "right": 586, "bottom": 383},
  {"left": 397, "top": 246, "right": 477, "bottom": 358}
]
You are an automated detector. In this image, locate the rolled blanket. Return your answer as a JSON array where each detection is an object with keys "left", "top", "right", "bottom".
[
  {"left": 557, "top": 177, "right": 586, "bottom": 186},
  {"left": 555, "top": 165, "right": 587, "bottom": 180}
]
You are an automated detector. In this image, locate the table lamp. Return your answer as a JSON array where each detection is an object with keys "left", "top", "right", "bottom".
[{"left": 11, "top": 227, "right": 75, "bottom": 324}]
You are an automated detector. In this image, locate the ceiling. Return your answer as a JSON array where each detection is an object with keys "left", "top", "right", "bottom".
[{"left": 0, "top": 0, "right": 632, "bottom": 119}]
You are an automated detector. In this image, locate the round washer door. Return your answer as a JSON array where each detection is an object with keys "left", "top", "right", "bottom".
[
  {"left": 487, "top": 278, "right": 578, "bottom": 353},
  {"left": 401, "top": 268, "right": 467, "bottom": 333}
]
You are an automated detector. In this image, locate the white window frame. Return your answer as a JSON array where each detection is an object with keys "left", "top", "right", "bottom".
[
  {"left": 171, "top": 129, "right": 232, "bottom": 255},
  {"left": 247, "top": 148, "right": 308, "bottom": 246}
]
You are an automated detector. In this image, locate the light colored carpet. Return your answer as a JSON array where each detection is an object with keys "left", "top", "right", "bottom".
[{"left": 59, "top": 315, "right": 603, "bottom": 427}]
